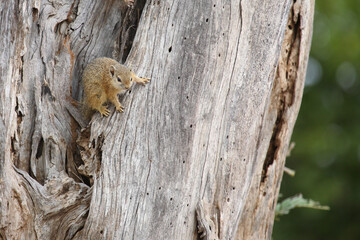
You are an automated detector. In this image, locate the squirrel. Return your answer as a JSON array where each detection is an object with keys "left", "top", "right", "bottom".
[{"left": 81, "top": 57, "right": 150, "bottom": 119}]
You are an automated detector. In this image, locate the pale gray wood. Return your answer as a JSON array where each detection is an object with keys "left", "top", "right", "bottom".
[
  {"left": 236, "top": 1, "right": 315, "bottom": 239},
  {"left": 0, "top": 0, "right": 133, "bottom": 238},
  {"left": 0, "top": 0, "right": 314, "bottom": 239}
]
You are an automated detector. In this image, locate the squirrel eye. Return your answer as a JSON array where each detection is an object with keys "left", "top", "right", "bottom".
[
  {"left": 130, "top": 77, "right": 133, "bottom": 82},
  {"left": 117, "top": 77, "right": 122, "bottom": 82}
]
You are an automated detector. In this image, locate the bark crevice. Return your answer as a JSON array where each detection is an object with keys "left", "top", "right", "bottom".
[
  {"left": 261, "top": 0, "right": 302, "bottom": 184},
  {"left": 196, "top": 200, "right": 220, "bottom": 240},
  {"left": 118, "top": 0, "right": 147, "bottom": 63}
]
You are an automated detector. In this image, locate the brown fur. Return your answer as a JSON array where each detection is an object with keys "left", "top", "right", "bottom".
[{"left": 82, "top": 57, "right": 150, "bottom": 119}]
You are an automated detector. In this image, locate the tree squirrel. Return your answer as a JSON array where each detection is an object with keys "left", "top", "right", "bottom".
[{"left": 82, "top": 57, "right": 150, "bottom": 118}]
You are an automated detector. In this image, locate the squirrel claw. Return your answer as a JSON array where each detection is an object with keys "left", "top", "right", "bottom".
[
  {"left": 99, "top": 107, "right": 111, "bottom": 117},
  {"left": 116, "top": 106, "right": 124, "bottom": 113},
  {"left": 137, "top": 77, "right": 150, "bottom": 85}
]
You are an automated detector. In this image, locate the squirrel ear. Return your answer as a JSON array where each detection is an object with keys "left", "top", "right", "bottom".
[{"left": 109, "top": 65, "right": 115, "bottom": 76}]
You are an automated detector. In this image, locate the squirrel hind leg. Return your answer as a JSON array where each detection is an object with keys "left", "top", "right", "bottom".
[{"left": 87, "top": 93, "right": 110, "bottom": 117}]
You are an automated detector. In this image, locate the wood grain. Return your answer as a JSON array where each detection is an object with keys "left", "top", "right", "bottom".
[{"left": 0, "top": 0, "right": 314, "bottom": 239}]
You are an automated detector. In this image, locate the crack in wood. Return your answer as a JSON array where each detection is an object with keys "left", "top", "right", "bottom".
[
  {"left": 35, "top": 137, "right": 44, "bottom": 159},
  {"left": 41, "top": 81, "right": 55, "bottom": 101},
  {"left": 76, "top": 127, "right": 103, "bottom": 186},
  {"left": 118, "top": 0, "right": 147, "bottom": 63},
  {"left": 261, "top": 0, "right": 301, "bottom": 183},
  {"left": 196, "top": 200, "right": 220, "bottom": 240}
]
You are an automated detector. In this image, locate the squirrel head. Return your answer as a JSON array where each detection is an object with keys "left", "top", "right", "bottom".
[{"left": 109, "top": 64, "right": 133, "bottom": 92}]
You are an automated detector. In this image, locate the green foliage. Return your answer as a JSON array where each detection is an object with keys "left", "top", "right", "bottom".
[
  {"left": 275, "top": 194, "right": 329, "bottom": 220},
  {"left": 273, "top": 0, "right": 360, "bottom": 239}
]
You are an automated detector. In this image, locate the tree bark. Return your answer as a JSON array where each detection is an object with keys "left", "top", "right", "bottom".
[{"left": 0, "top": 0, "right": 314, "bottom": 239}]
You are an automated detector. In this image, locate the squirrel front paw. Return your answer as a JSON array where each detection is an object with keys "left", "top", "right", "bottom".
[
  {"left": 136, "top": 77, "right": 151, "bottom": 85},
  {"left": 98, "top": 106, "right": 111, "bottom": 117},
  {"left": 115, "top": 104, "right": 124, "bottom": 113}
]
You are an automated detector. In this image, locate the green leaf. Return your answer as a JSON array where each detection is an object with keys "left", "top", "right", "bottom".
[{"left": 275, "top": 194, "right": 330, "bottom": 219}]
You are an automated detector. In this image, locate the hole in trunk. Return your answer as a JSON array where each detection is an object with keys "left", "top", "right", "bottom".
[{"left": 36, "top": 137, "right": 44, "bottom": 159}]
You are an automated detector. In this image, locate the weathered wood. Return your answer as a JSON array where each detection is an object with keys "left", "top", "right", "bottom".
[
  {"left": 0, "top": 0, "right": 314, "bottom": 239},
  {"left": 0, "top": 0, "right": 136, "bottom": 238},
  {"left": 236, "top": 1, "right": 315, "bottom": 239},
  {"left": 196, "top": 200, "right": 220, "bottom": 240}
]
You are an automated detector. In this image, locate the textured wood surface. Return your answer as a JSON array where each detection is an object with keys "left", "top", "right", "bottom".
[{"left": 0, "top": 0, "right": 314, "bottom": 239}]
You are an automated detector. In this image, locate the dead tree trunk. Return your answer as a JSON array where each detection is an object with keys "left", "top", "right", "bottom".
[{"left": 0, "top": 0, "right": 314, "bottom": 239}]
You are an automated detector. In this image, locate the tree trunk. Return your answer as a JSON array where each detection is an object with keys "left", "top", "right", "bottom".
[{"left": 0, "top": 0, "right": 314, "bottom": 239}]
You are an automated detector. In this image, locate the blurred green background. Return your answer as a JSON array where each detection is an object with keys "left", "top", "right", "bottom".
[{"left": 273, "top": 1, "right": 360, "bottom": 239}]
